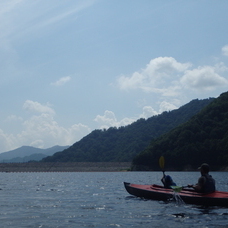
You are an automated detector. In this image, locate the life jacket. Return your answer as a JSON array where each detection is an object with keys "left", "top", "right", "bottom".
[
  {"left": 202, "top": 174, "right": 215, "bottom": 193},
  {"left": 163, "top": 175, "right": 176, "bottom": 189}
]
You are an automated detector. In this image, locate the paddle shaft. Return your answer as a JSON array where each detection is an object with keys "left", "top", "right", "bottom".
[{"left": 159, "top": 156, "right": 165, "bottom": 175}]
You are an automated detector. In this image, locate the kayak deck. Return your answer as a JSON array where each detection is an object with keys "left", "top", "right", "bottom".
[{"left": 124, "top": 182, "right": 228, "bottom": 207}]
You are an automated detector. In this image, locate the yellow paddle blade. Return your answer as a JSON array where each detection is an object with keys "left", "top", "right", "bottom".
[
  {"left": 171, "top": 186, "right": 182, "bottom": 192},
  {"left": 159, "top": 156, "right": 165, "bottom": 169}
]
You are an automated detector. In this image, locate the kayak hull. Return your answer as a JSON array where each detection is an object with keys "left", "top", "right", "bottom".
[{"left": 124, "top": 182, "right": 228, "bottom": 207}]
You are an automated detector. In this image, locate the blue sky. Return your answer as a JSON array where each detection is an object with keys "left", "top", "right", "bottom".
[{"left": 1, "top": 0, "right": 228, "bottom": 153}]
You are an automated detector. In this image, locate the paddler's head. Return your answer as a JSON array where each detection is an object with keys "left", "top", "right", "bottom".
[{"left": 198, "top": 163, "right": 209, "bottom": 174}]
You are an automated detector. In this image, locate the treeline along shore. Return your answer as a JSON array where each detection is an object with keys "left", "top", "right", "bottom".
[{"left": 0, "top": 162, "right": 131, "bottom": 172}]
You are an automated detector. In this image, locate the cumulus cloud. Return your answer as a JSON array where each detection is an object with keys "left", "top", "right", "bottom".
[
  {"left": 222, "top": 45, "right": 228, "bottom": 56},
  {"left": 144, "top": 56, "right": 191, "bottom": 75},
  {"left": 0, "top": 98, "right": 180, "bottom": 153},
  {"left": 0, "top": 129, "right": 16, "bottom": 152},
  {"left": 117, "top": 56, "right": 228, "bottom": 95},
  {"left": 51, "top": 76, "right": 71, "bottom": 86},
  {"left": 94, "top": 110, "right": 118, "bottom": 129},
  {"left": 139, "top": 106, "right": 158, "bottom": 119},
  {"left": 117, "top": 57, "right": 191, "bottom": 95},
  {"left": 180, "top": 65, "right": 228, "bottom": 91},
  {"left": 94, "top": 110, "right": 136, "bottom": 129},
  {"left": 5, "top": 115, "right": 23, "bottom": 122},
  {"left": 21, "top": 113, "right": 90, "bottom": 148},
  {"left": 94, "top": 103, "right": 178, "bottom": 130},
  {"left": 159, "top": 101, "right": 178, "bottom": 113},
  {"left": 23, "top": 100, "right": 55, "bottom": 115},
  {"left": 0, "top": 100, "right": 91, "bottom": 152}
]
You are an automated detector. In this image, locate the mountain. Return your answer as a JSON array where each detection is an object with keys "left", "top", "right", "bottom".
[
  {"left": 132, "top": 91, "right": 228, "bottom": 171},
  {"left": 0, "top": 145, "right": 69, "bottom": 163},
  {"left": 42, "top": 98, "right": 214, "bottom": 163}
]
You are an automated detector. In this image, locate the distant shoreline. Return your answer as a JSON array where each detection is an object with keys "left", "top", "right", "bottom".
[
  {"left": 0, "top": 162, "right": 131, "bottom": 172},
  {"left": 1, "top": 162, "right": 226, "bottom": 172}
]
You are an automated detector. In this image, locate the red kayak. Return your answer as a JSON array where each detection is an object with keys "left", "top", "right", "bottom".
[{"left": 124, "top": 182, "right": 228, "bottom": 207}]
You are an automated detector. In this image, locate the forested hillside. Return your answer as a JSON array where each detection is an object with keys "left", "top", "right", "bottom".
[
  {"left": 42, "top": 98, "right": 213, "bottom": 162},
  {"left": 132, "top": 91, "right": 228, "bottom": 171}
]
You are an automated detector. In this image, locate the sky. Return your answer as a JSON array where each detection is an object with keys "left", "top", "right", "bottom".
[{"left": 1, "top": 0, "right": 228, "bottom": 153}]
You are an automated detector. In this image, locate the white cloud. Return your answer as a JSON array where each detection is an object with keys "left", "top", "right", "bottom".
[
  {"left": 180, "top": 65, "right": 228, "bottom": 91},
  {"left": 118, "top": 72, "right": 144, "bottom": 90},
  {"left": 144, "top": 57, "right": 191, "bottom": 76},
  {"left": 5, "top": 115, "right": 23, "bottom": 122},
  {"left": 117, "top": 57, "right": 191, "bottom": 95},
  {"left": 21, "top": 113, "right": 90, "bottom": 148},
  {"left": 0, "top": 1, "right": 95, "bottom": 42},
  {"left": 94, "top": 110, "right": 118, "bottom": 129},
  {"left": 23, "top": 100, "right": 55, "bottom": 115},
  {"left": 159, "top": 101, "right": 178, "bottom": 113},
  {"left": 139, "top": 102, "right": 178, "bottom": 119},
  {"left": 117, "top": 56, "right": 228, "bottom": 96},
  {"left": 94, "top": 110, "right": 137, "bottom": 129},
  {"left": 2, "top": 102, "right": 175, "bottom": 153},
  {"left": 139, "top": 106, "right": 158, "bottom": 119},
  {"left": 3, "top": 101, "right": 175, "bottom": 152},
  {"left": 222, "top": 45, "right": 228, "bottom": 56},
  {"left": 0, "top": 129, "right": 16, "bottom": 152},
  {"left": 37, "top": 3, "right": 89, "bottom": 29},
  {"left": 51, "top": 76, "right": 71, "bottom": 86},
  {"left": 94, "top": 103, "right": 178, "bottom": 130},
  {"left": 0, "top": 100, "right": 91, "bottom": 152}
]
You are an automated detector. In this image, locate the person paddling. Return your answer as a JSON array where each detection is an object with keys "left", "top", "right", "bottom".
[
  {"left": 159, "top": 156, "right": 176, "bottom": 189},
  {"left": 188, "top": 163, "right": 215, "bottom": 193},
  {"left": 161, "top": 174, "right": 176, "bottom": 189}
]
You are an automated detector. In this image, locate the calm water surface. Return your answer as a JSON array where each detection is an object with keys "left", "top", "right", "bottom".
[{"left": 0, "top": 171, "right": 227, "bottom": 228}]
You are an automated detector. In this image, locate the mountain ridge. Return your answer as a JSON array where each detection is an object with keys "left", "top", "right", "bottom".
[
  {"left": 0, "top": 145, "right": 69, "bottom": 162},
  {"left": 42, "top": 97, "right": 214, "bottom": 163}
]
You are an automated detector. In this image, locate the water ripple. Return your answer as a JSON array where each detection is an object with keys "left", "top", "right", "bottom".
[{"left": 0, "top": 172, "right": 227, "bottom": 227}]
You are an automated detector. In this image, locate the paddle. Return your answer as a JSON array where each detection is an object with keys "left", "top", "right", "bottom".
[
  {"left": 159, "top": 156, "right": 165, "bottom": 175},
  {"left": 171, "top": 185, "right": 189, "bottom": 193},
  {"left": 159, "top": 157, "right": 187, "bottom": 191}
]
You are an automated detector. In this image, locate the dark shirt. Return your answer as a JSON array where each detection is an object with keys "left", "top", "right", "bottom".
[{"left": 197, "top": 174, "right": 215, "bottom": 193}]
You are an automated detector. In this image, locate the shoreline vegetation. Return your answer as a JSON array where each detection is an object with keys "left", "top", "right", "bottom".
[
  {"left": 0, "top": 162, "right": 131, "bottom": 172},
  {"left": 0, "top": 162, "right": 227, "bottom": 172}
]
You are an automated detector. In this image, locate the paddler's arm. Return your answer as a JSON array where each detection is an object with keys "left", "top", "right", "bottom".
[
  {"left": 161, "top": 174, "right": 166, "bottom": 185},
  {"left": 187, "top": 184, "right": 201, "bottom": 191},
  {"left": 188, "top": 177, "right": 205, "bottom": 192}
]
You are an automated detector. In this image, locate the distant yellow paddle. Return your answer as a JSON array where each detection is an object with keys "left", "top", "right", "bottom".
[{"left": 159, "top": 156, "right": 165, "bottom": 174}]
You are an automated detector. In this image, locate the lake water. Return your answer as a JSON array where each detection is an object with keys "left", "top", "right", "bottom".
[{"left": 0, "top": 171, "right": 228, "bottom": 228}]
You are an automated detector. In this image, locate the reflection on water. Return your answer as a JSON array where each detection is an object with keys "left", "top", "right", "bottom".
[{"left": 0, "top": 171, "right": 227, "bottom": 227}]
